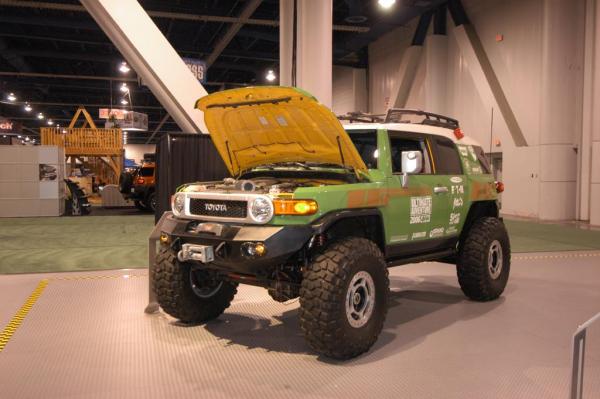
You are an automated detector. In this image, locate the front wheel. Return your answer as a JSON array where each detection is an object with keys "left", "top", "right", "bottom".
[
  {"left": 300, "top": 237, "right": 389, "bottom": 359},
  {"left": 153, "top": 248, "right": 237, "bottom": 323},
  {"left": 456, "top": 217, "right": 511, "bottom": 301}
]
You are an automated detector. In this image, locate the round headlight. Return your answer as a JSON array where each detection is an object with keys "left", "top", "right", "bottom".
[
  {"left": 172, "top": 193, "right": 186, "bottom": 215},
  {"left": 249, "top": 197, "right": 273, "bottom": 223}
]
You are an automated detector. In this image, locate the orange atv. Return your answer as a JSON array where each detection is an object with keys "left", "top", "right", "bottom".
[{"left": 119, "top": 159, "right": 156, "bottom": 212}]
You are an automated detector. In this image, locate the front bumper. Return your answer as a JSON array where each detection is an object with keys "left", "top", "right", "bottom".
[{"left": 158, "top": 214, "right": 314, "bottom": 275}]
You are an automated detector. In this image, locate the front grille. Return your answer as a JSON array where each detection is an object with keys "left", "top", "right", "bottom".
[{"left": 189, "top": 198, "right": 247, "bottom": 218}]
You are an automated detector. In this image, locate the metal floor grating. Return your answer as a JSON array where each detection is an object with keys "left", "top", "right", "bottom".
[{"left": 0, "top": 252, "right": 599, "bottom": 398}]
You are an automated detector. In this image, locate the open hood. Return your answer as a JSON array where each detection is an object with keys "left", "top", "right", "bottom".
[{"left": 195, "top": 86, "right": 367, "bottom": 176}]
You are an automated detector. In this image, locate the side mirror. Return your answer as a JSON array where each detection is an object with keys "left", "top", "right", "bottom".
[
  {"left": 400, "top": 151, "right": 423, "bottom": 188},
  {"left": 401, "top": 151, "right": 423, "bottom": 174}
]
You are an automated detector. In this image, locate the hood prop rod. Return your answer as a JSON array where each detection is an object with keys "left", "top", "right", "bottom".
[{"left": 336, "top": 136, "right": 346, "bottom": 167}]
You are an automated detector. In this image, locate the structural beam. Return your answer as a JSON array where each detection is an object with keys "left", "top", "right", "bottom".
[
  {"left": 205, "top": 0, "right": 262, "bottom": 67},
  {"left": 0, "top": 0, "right": 369, "bottom": 33},
  {"left": 279, "top": 0, "right": 294, "bottom": 87},
  {"left": 81, "top": 0, "right": 208, "bottom": 133},
  {"left": 449, "top": 0, "right": 527, "bottom": 147}
]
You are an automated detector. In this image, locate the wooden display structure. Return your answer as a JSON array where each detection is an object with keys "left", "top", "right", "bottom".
[{"left": 41, "top": 107, "right": 124, "bottom": 184}]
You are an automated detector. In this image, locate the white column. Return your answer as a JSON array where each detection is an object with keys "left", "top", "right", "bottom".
[
  {"left": 81, "top": 0, "right": 208, "bottom": 133},
  {"left": 589, "top": 0, "right": 600, "bottom": 225},
  {"left": 538, "top": 0, "right": 584, "bottom": 220},
  {"left": 279, "top": 0, "right": 294, "bottom": 87},
  {"left": 424, "top": 34, "right": 448, "bottom": 115},
  {"left": 296, "top": 0, "right": 333, "bottom": 108}
]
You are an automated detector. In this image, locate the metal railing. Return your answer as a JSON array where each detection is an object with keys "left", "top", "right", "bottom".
[{"left": 571, "top": 311, "right": 600, "bottom": 399}]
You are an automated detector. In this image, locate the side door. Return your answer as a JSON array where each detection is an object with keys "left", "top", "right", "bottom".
[{"left": 384, "top": 132, "right": 452, "bottom": 258}]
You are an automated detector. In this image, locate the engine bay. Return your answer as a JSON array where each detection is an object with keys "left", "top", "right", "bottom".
[{"left": 184, "top": 176, "right": 344, "bottom": 196}]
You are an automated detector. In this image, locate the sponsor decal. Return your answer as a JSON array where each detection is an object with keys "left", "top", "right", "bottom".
[
  {"left": 429, "top": 227, "right": 445, "bottom": 238},
  {"left": 449, "top": 212, "right": 461, "bottom": 225},
  {"left": 452, "top": 197, "right": 464, "bottom": 209},
  {"left": 451, "top": 185, "right": 465, "bottom": 195},
  {"left": 205, "top": 203, "right": 227, "bottom": 212},
  {"left": 458, "top": 145, "right": 469, "bottom": 157},
  {"left": 412, "top": 231, "right": 426, "bottom": 239},
  {"left": 410, "top": 196, "right": 432, "bottom": 224},
  {"left": 390, "top": 235, "right": 409, "bottom": 243},
  {"left": 450, "top": 176, "right": 463, "bottom": 184},
  {"left": 446, "top": 226, "right": 458, "bottom": 234}
]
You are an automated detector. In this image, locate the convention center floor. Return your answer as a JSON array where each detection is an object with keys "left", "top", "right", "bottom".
[
  {"left": 0, "top": 251, "right": 599, "bottom": 398},
  {"left": 0, "top": 214, "right": 599, "bottom": 398}
]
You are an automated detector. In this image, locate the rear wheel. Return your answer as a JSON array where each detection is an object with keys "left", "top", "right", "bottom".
[
  {"left": 457, "top": 217, "right": 511, "bottom": 301},
  {"left": 134, "top": 200, "right": 147, "bottom": 211},
  {"left": 300, "top": 237, "right": 389, "bottom": 359},
  {"left": 145, "top": 192, "right": 157, "bottom": 212},
  {"left": 153, "top": 248, "right": 237, "bottom": 323}
]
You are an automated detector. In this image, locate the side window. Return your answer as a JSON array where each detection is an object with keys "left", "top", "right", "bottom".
[
  {"left": 433, "top": 137, "right": 462, "bottom": 175},
  {"left": 389, "top": 135, "right": 432, "bottom": 174},
  {"left": 347, "top": 130, "right": 378, "bottom": 169}
]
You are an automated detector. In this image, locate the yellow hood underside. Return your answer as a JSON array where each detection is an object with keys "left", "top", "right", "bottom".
[{"left": 195, "top": 86, "right": 367, "bottom": 176}]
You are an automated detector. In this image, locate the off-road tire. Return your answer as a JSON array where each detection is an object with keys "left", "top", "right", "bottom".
[
  {"left": 145, "top": 192, "right": 157, "bottom": 212},
  {"left": 457, "top": 217, "right": 510, "bottom": 301},
  {"left": 118, "top": 171, "right": 134, "bottom": 194},
  {"left": 134, "top": 200, "right": 147, "bottom": 211},
  {"left": 300, "top": 237, "right": 389, "bottom": 359},
  {"left": 153, "top": 248, "right": 237, "bottom": 323}
]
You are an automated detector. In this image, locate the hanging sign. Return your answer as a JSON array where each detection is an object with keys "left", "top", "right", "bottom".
[
  {"left": 182, "top": 58, "right": 207, "bottom": 83},
  {"left": 99, "top": 108, "right": 126, "bottom": 120}
]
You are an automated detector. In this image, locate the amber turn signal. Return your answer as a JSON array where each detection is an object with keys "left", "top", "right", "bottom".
[
  {"left": 273, "top": 199, "right": 318, "bottom": 215},
  {"left": 495, "top": 181, "right": 505, "bottom": 193}
]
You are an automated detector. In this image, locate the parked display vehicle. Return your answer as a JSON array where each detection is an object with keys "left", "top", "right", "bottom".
[
  {"left": 153, "top": 87, "right": 509, "bottom": 359},
  {"left": 119, "top": 155, "right": 157, "bottom": 212}
]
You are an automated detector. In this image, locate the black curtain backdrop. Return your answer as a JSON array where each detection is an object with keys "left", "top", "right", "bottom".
[{"left": 155, "top": 133, "right": 229, "bottom": 223}]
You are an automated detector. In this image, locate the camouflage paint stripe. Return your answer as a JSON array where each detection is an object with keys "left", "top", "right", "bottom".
[{"left": 347, "top": 187, "right": 433, "bottom": 208}]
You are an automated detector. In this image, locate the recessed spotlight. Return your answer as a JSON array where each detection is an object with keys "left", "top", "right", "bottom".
[
  {"left": 7, "top": 92, "right": 16, "bottom": 102},
  {"left": 120, "top": 98, "right": 128, "bottom": 105},
  {"left": 119, "top": 61, "right": 131, "bottom": 74},
  {"left": 47, "top": 119, "right": 54, "bottom": 126},
  {"left": 120, "top": 83, "right": 129, "bottom": 93},
  {"left": 25, "top": 137, "right": 30, "bottom": 141},
  {"left": 378, "top": 0, "right": 396, "bottom": 9},
  {"left": 17, "top": 135, "right": 22, "bottom": 138},
  {"left": 37, "top": 113, "right": 44, "bottom": 120},
  {"left": 24, "top": 103, "right": 32, "bottom": 112},
  {"left": 265, "top": 69, "right": 276, "bottom": 82}
]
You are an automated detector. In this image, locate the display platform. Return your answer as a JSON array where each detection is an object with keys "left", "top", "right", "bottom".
[{"left": 0, "top": 252, "right": 599, "bottom": 398}]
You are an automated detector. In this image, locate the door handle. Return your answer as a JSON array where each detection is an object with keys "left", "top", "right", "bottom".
[{"left": 434, "top": 186, "right": 449, "bottom": 194}]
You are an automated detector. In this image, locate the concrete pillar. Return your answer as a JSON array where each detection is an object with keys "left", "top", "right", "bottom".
[
  {"left": 538, "top": 0, "right": 584, "bottom": 220},
  {"left": 588, "top": 0, "right": 600, "bottom": 225},
  {"left": 424, "top": 34, "right": 448, "bottom": 115},
  {"left": 279, "top": 0, "right": 294, "bottom": 87},
  {"left": 296, "top": 0, "right": 333, "bottom": 108}
]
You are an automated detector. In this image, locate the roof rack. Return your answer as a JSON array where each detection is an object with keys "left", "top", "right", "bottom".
[
  {"left": 337, "top": 111, "right": 385, "bottom": 124},
  {"left": 384, "top": 109, "right": 459, "bottom": 129}
]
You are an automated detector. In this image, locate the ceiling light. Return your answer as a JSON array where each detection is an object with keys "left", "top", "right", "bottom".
[
  {"left": 119, "top": 61, "right": 131, "bottom": 74},
  {"left": 120, "top": 83, "right": 129, "bottom": 93},
  {"left": 7, "top": 92, "right": 16, "bottom": 102},
  {"left": 265, "top": 69, "right": 276, "bottom": 82},
  {"left": 378, "top": 0, "right": 396, "bottom": 9},
  {"left": 24, "top": 103, "right": 32, "bottom": 112},
  {"left": 17, "top": 135, "right": 22, "bottom": 138},
  {"left": 120, "top": 98, "right": 128, "bottom": 105},
  {"left": 37, "top": 113, "right": 44, "bottom": 120},
  {"left": 47, "top": 119, "right": 54, "bottom": 126},
  {"left": 25, "top": 137, "right": 30, "bottom": 141}
]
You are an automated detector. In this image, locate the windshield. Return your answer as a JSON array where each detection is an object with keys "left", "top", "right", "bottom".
[{"left": 347, "top": 130, "right": 378, "bottom": 169}]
